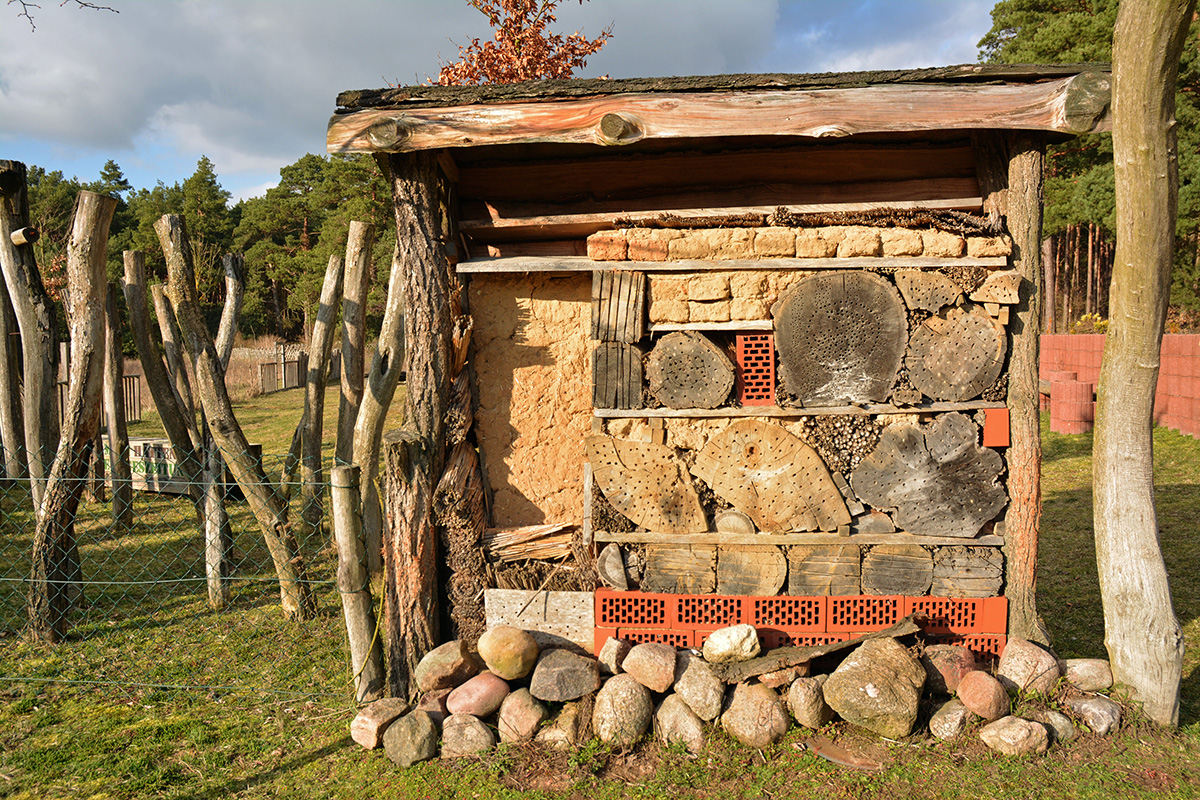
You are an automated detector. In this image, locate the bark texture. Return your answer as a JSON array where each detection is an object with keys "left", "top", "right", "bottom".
[
  {"left": 336, "top": 221, "right": 374, "bottom": 467},
  {"left": 300, "top": 254, "right": 345, "bottom": 547},
  {"left": 0, "top": 276, "right": 24, "bottom": 481},
  {"left": 1093, "top": 0, "right": 1194, "bottom": 727},
  {"left": 331, "top": 464, "right": 385, "bottom": 703},
  {"left": 103, "top": 282, "right": 133, "bottom": 528}
]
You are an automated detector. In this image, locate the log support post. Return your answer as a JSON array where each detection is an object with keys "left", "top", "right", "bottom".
[
  {"left": 103, "top": 282, "right": 133, "bottom": 528},
  {"left": 332, "top": 464, "right": 385, "bottom": 704}
]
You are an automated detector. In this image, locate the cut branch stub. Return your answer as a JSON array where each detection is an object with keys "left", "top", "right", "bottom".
[
  {"left": 644, "top": 331, "right": 734, "bottom": 409},
  {"left": 691, "top": 419, "right": 850, "bottom": 532},
  {"left": 906, "top": 304, "right": 1007, "bottom": 401},
  {"left": 850, "top": 412, "right": 1007, "bottom": 538},
  {"left": 773, "top": 271, "right": 907, "bottom": 406},
  {"left": 586, "top": 435, "right": 707, "bottom": 534}
]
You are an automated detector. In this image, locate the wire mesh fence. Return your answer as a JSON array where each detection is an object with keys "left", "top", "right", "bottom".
[{"left": 0, "top": 446, "right": 354, "bottom": 705}]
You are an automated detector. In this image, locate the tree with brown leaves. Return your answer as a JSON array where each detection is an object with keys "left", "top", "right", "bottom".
[{"left": 436, "top": 0, "right": 611, "bottom": 85}]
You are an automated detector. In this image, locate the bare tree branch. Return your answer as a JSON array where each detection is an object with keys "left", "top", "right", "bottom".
[{"left": 9, "top": 0, "right": 118, "bottom": 32}]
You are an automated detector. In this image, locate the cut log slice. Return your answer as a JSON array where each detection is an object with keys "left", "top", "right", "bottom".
[
  {"left": 850, "top": 413, "right": 1007, "bottom": 538},
  {"left": 931, "top": 545, "right": 1003, "bottom": 598},
  {"left": 642, "top": 545, "right": 717, "bottom": 594},
  {"left": 586, "top": 435, "right": 707, "bottom": 534},
  {"left": 644, "top": 331, "right": 734, "bottom": 409},
  {"left": 773, "top": 271, "right": 907, "bottom": 406},
  {"left": 714, "top": 508, "right": 756, "bottom": 534},
  {"left": 788, "top": 544, "right": 861, "bottom": 596},
  {"left": 597, "top": 543, "right": 629, "bottom": 590},
  {"left": 906, "top": 304, "right": 1007, "bottom": 401},
  {"left": 717, "top": 545, "right": 787, "bottom": 596},
  {"left": 691, "top": 419, "right": 851, "bottom": 532},
  {"left": 861, "top": 544, "right": 933, "bottom": 596},
  {"left": 894, "top": 269, "right": 962, "bottom": 312}
]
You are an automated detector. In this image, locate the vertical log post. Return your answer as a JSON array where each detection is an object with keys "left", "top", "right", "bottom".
[
  {"left": 0, "top": 277, "right": 24, "bottom": 481},
  {"left": 29, "top": 191, "right": 116, "bottom": 641},
  {"left": 336, "top": 222, "right": 373, "bottom": 467},
  {"left": 331, "top": 464, "right": 385, "bottom": 703},
  {"left": 103, "top": 282, "right": 133, "bottom": 528},
  {"left": 301, "top": 254, "right": 345, "bottom": 548}
]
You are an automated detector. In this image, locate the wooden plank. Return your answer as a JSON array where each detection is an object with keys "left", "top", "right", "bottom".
[
  {"left": 484, "top": 240, "right": 587, "bottom": 258},
  {"left": 485, "top": 589, "right": 594, "bottom": 653},
  {"left": 457, "top": 255, "right": 1007, "bottom": 274},
  {"left": 589, "top": 269, "right": 645, "bottom": 343},
  {"left": 327, "top": 76, "right": 1110, "bottom": 154},
  {"left": 649, "top": 320, "right": 772, "bottom": 332},
  {"left": 594, "top": 400, "right": 1004, "bottom": 418},
  {"left": 593, "top": 531, "right": 1005, "bottom": 547},
  {"left": 591, "top": 341, "right": 643, "bottom": 410}
]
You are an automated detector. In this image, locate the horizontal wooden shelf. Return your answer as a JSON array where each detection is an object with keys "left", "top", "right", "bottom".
[
  {"left": 593, "top": 400, "right": 1005, "bottom": 418},
  {"left": 648, "top": 320, "right": 772, "bottom": 332},
  {"left": 594, "top": 531, "right": 1004, "bottom": 547},
  {"left": 458, "top": 255, "right": 1008, "bottom": 274}
]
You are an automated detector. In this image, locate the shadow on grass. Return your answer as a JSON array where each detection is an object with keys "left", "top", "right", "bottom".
[{"left": 171, "top": 735, "right": 354, "bottom": 800}]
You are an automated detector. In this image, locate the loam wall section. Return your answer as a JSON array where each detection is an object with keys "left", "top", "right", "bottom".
[{"left": 472, "top": 273, "right": 593, "bottom": 526}]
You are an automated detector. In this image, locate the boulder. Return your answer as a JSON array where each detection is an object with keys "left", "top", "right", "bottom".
[
  {"left": 351, "top": 697, "right": 409, "bottom": 749},
  {"left": 674, "top": 651, "right": 725, "bottom": 721},
  {"left": 1063, "top": 659, "right": 1113, "bottom": 692},
  {"left": 593, "top": 674, "right": 653, "bottom": 747},
  {"left": 929, "top": 698, "right": 975, "bottom": 740},
  {"left": 702, "top": 624, "right": 761, "bottom": 664},
  {"left": 823, "top": 638, "right": 925, "bottom": 738},
  {"left": 956, "top": 671, "right": 1009, "bottom": 721},
  {"left": 787, "top": 676, "right": 834, "bottom": 729},
  {"left": 654, "top": 693, "right": 706, "bottom": 753},
  {"left": 979, "top": 716, "right": 1049, "bottom": 756},
  {"left": 598, "top": 637, "right": 632, "bottom": 675},
  {"left": 920, "top": 645, "right": 976, "bottom": 695},
  {"left": 477, "top": 626, "right": 540, "bottom": 681},
  {"left": 996, "top": 638, "right": 1061, "bottom": 696},
  {"left": 414, "top": 640, "right": 480, "bottom": 693},
  {"left": 441, "top": 713, "right": 497, "bottom": 757},
  {"left": 536, "top": 702, "right": 585, "bottom": 751},
  {"left": 497, "top": 688, "right": 549, "bottom": 743},
  {"left": 622, "top": 642, "right": 678, "bottom": 693},
  {"left": 416, "top": 688, "right": 451, "bottom": 726},
  {"left": 1067, "top": 695, "right": 1121, "bottom": 735},
  {"left": 721, "top": 682, "right": 790, "bottom": 748},
  {"left": 446, "top": 671, "right": 510, "bottom": 718},
  {"left": 530, "top": 649, "right": 601, "bottom": 702},
  {"left": 382, "top": 710, "right": 439, "bottom": 767},
  {"left": 1030, "top": 709, "right": 1077, "bottom": 744}
]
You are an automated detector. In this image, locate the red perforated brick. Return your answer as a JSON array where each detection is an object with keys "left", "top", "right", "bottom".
[
  {"left": 594, "top": 627, "right": 619, "bottom": 657},
  {"left": 828, "top": 595, "right": 902, "bottom": 631},
  {"left": 619, "top": 628, "right": 693, "bottom": 648},
  {"left": 595, "top": 589, "right": 673, "bottom": 628},
  {"left": 735, "top": 333, "right": 775, "bottom": 406},
  {"left": 677, "top": 595, "right": 746, "bottom": 628},
  {"left": 927, "top": 633, "right": 1007, "bottom": 662},
  {"left": 752, "top": 596, "right": 826, "bottom": 631},
  {"left": 905, "top": 596, "right": 1008, "bottom": 636},
  {"left": 759, "top": 630, "right": 851, "bottom": 650}
]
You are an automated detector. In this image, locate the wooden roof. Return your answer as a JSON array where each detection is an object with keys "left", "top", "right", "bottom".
[{"left": 328, "top": 64, "right": 1111, "bottom": 155}]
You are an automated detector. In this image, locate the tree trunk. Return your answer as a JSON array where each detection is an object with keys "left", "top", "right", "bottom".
[
  {"left": 156, "top": 214, "right": 314, "bottom": 620},
  {"left": 0, "top": 160, "right": 59, "bottom": 509},
  {"left": 1094, "top": 0, "right": 1193, "bottom": 727},
  {"left": 300, "top": 254, "right": 345, "bottom": 548},
  {"left": 336, "top": 221, "right": 373, "bottom": 468},
  {"left": 331, "top": 464, "right": 385, "bottom": 703},
  {"left": 29, "top": 191, "right": 116, "bottom": 641},
  {"left": 103, "top": 282, "right": 133, "bottom": 528},
  {"left": 0, "top": 276, "right": 24, "bottom": 481},
  {"left": 152, "top": 284, "right": 197, "bottom": 427}
]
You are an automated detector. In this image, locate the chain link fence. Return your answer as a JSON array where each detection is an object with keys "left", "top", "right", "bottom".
[{"left": 0, "top": 447, "right": 354, "bottom": 704}]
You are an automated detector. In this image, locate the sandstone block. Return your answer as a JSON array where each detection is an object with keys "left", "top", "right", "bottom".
[
  {"left": 668, "top": 230, "right": 719, "bottom": 260},
  {"left": 622, "top": 642, "right": 678, "bottom": 693},
  {"left": 649, "top": 299, "right": 689, "bottom": 324},
  {"left": 729, "top": 271, "right": 769, "bottom": 298},
  {"left": 689, "top": 300, "right": 731, "bottom": 323},
  {"left": 715, "top": 228, "right": 756, "bottom": 258},
  {"left": 966, "top": 235, "right": 1012, "bottom": 258},
  {"left": 881, "top": 228, "right": 924, "bottom": 256},
  {"left": 754, "top": 228, "right": 796, "bottom": 257},
  {"left": 836, "top": 226, "right": 882, "bottom": 258},
  {"left": 688, "top": 273, "right": 732, "bottom": 301},
  {"left": 796, "top": 229, "right": 840, "bottom": 258},
  {"left": 477, "top": 625, "right": 539, "bottom": 680},
  {"left": 921, "top": 230, "right": 966, "bottom": 258},
  {"left": 351, "top": 697, "right": 409, "bottom": 749},
  {"left": 593, "top": 674, "right": 653, "bottom": 746},
  {"left": 627, "top": 229, "right": 677, "bottom": 261},
  {"left": 588, "top": 230, "right": 628, "bottom": 261},
  {"left": 730, "top": 298, "right": 770, "bottom": 320},
  {"left": 649, "top": 275, "right": 689, "bottom": 302}
]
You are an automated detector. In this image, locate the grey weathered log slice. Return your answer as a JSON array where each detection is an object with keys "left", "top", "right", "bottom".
[
  {"left": 644, "top": 331, "right": 733, "bottom": 409},
  {"left": 773, "top": 271, "right": 907, "bottom": 406},
  {"left": 642, "top": 545, "right": 716, "bottom": 594},
  {"left": 586, "top": 435, "right": 707, "bottom": 534},
  {"left": 931, "top": 545, "right": 1003, "bottom": 597},
  {"left": 894, "top": 269, "right": 962, "bottom": 312},
  {"left": 691, "top": 419, "right": 850, "bottom": 532},
  {"left": 788, "top": 544, "right": 861, "bottom": 596},
  {"left": 593, "top": 341, "right": 643, "bottom": 409},
  {"left": 906, "top": 304, "right": 1007, "bottom": 401},
  {"left": 850, "top": 413, "right": 1007, "bottom": 538},
  {"left": 716, "top": 545, "right": 787, "bottom": 596},
  {"left": 861, "top": 544, "right": 932, "bottom": 596}
]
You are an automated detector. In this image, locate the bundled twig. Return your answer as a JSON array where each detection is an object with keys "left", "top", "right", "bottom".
[
  {"left": 483, "top": 523, "right": 578, "bottom": 563},
  {"left": 443, "top": 370, "right": 474, "bottom": 447},
  {"left": 613, "top": 207, "right": 1004, "bottom": 237}
]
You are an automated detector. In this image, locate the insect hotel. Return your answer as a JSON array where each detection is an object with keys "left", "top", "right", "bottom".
[{"left": 327, "top": 66, "right": 1111, "bottom": 696}]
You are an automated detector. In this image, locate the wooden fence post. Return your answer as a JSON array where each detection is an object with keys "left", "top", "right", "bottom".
[
  {"left": 103, "top": 282, "right": 133, "bottom": 528},
  {"left": 332, "top": 464, "right": 385, "bottom": 704}
]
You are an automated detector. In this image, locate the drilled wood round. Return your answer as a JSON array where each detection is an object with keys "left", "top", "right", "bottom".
[
  {"left": 645, "top": 331, "right": 734, "bottom": 409},
  {"left": 691, "top": 419, "right": 850, "bottom": 532},
  {"left": 850, "top": 413, "right": 1007, "bottom": 538},
  {"left": 586, "top": 435, "right": 707, "bottom": 534},
  {"left": 906, "top": 304, "right": 1007, "bottom": 401},
  {"left": 774, "top": 271, "right": 907, "bottom": 406},
  {"left": 894, "top": 269, "right": 962, "bottom": 312},
  {"left": 861, "top": 544, "right": 932, "bottom": 595},
  {"left": 717, "top": 545, "right": 787, "bottom": 596}
]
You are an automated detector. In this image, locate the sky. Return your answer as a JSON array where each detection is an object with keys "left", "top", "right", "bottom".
[{"left": 0, "top": 0, "right": 997, "bottom": 203}]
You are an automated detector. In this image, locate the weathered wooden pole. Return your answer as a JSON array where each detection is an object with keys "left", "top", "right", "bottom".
[
  {"left": 29, "top": 190, "right": 116, "bottom": 641},
  {"left": 151, "top": 284, "right": 198, "bottom": 425},
  {"left": 0, "top": 277, "right": 24, "bottom": 481},
  {"left": 300, "top": 254, "right": 345, "bottom": 547},
  {"left": 336, "top": 221, "right": 373, "bottom": 468},
  {"left": 331, "top": 464, "right": 385, "bottom": 703},
  {"left": 103, "top": 282, "right": 133, "bottom": 528}
]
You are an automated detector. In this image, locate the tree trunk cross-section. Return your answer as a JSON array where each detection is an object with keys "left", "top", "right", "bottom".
[
  {"left": 932, "top": 545, "right": 1003, "bottom": 598},
  {"left": 586, "top": 435, "right": 707, "bottom": 534},
  {"left": 851, "top": 412, "right": 1006, "bottom": 538},
  {"left": 774, "top": 271, "right": 907, "bottom": 406},
  {"left": 788, "top": 544, "right": 861, "bottom": 596},
  {"left": 907, "top": 304, "right": 1007, "bottom": 401},
  {"left": 861, "top": 544, "right": 933, "bottom": 596},
  {"left": 691, "top": 419, "right": 850, "bottom": 532},
  {"left": 894, "top": 269, "right": 962, "bottom": 312},
  {"left": 716, "top": 545, "right": 787, "bottom": 596},
  {"left": 642, "top": 544, "right": 717, "bottom": 594},
  {"left": 644, "top": 331, "right": 733, "bottom": 410}
]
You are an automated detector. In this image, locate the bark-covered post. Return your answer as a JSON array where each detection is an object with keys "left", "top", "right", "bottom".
[
  {"left": 336, "top": 221, "right": 373, "bottom": 468},
  {"left": 0, "top": 275, "right": 24, "bottom": 481},
  {"left": 331, "top": 464, "right": 385, "bottom": 703},
  {"left": 103, "top": 282, "right": 133, "bottom": 527},
  {"left": 0, "top": 160, "right": 59, "bottom": 509},
  {"left": 300, "top": 254, "right": 345, "bottom": 547},
  {"left": 1094, "top": 0, "right": 1193, "bottom": 727},
  {"left": 29, "top": 191, "right": 116, "bottom": 641}
]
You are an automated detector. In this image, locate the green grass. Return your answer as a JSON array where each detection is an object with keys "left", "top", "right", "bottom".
[{"left": 4, "top": 406, "right": 1200, "bottom": 798}]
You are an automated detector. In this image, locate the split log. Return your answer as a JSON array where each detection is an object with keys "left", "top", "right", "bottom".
[
  {"left": 969, "top": 270, "right": 1022, "bottom": 304},
  {"left": 592, "top": 341, "right": 643, "bottom": 409},
  {"left": 444, "top": 369, "right": 474, "bottom": 445},
  {"left": 716, "top": 545, "right": 787, "bottom": 595},
  {"left": 932, "top": 545, "right": 1004, "bottom": 598},
  {"left": 861, "top": 544, "right": 933, "bottom": 596},
  {"left": 331, "top": 464, "right": 386, "bottom": 704},
  {"left": 597, "top": 543, "right": 628, "bottom": 590},
  {"left": 774, "top": 271, "right": 907, "bottom": 406},
  {"left": 591, "top": 269, "right": 645, "bottom": 343},
  {"left": 691, "top": 419, "right": 850, "bottom": 532},
  {"left": 103, "top": 283, "right": 132, "bottom": 528},
  {"left": 585, "top": 435, "right": 706, "bottom": 533},
  {"left": 850, "top": 511, "right": 896, "bottom": 535},
  {"left": 335, "top": 221, "right": 374, "bottom": 467},
  {"left": 906, "top": 304, "right": 1007, "bottom": 401},
  {"left": 788, "top": 544, "right": 861, "bottom": 595},
  {"left": 29, "top": 191, "right": 115, "bottom": 641},
  {"left": 850, "top": 412, "right": 1007, "bottom": 538},
  {"left": 644, "top": 331, "right": 733, "bottom": 409},
  {"left": 641, "top": 544, "right": 717, "bottom": 594},
  {"left": 894, "top": 269, "right": 962, "bottom": 312}
]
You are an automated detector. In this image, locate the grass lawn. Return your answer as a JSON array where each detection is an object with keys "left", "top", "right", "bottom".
[{"left": 3, "top": 408, "right": 1200, "bottom": 798}]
